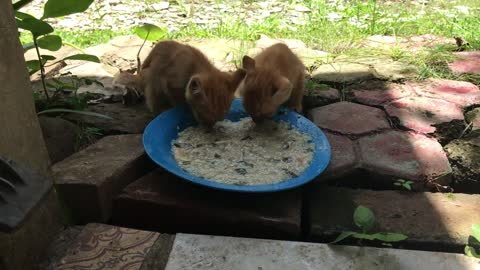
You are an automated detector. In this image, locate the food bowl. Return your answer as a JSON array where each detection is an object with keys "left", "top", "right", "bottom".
[{"left": 143, "top": 98, "right": 331, "bottom": 193}]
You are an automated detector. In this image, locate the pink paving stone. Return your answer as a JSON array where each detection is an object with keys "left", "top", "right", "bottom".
[
  {"left": 408, "top": 78, "right": 480, "bottom": 107},
  {"left": 350, "top": 81, "right": 414, "bottom": 105},
  {"left": 360, "top": 35, "right": 455, "bottom": 54},
  {"left": 308, "top": 102, "right": 390, "bottom": 135},
  {"left": 448, "top": 51, "right": 480, "bottom": 75},
  {"left": 384, "top": 96, "right": 464, "bottom": 134},
  {"left": 320, "top": 132, "right": 358, "bottom": 179},
  {"left": 358, "top": 130, "right": 451, "bottom": 181}
]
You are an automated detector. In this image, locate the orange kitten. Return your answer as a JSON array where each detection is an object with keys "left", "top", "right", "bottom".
[
  {"left": 114, "top": 40, "right": 246, "bottom": 126},
  {"left": 237, "top": 43, "right": 305, "bottom": 122}
]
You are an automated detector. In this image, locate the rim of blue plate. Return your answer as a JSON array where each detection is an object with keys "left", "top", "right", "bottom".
[{"left": 143, "top": 98, "right": 331, "bottom": 193}]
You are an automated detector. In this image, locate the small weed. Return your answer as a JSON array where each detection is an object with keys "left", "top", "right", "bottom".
[
  {"left": 446, "top": 192, "right": 456, "bottom": 200},
  {"left": 75, "top": 125, "right": 103, "bottom": 151},
  {"left": 305, "top": 80, "right": 332, "bottom": 91},
  {"left": 394, "top": 179, "right": 414, "bottom": 191},
  {"left": 464, "top": 224, "right": 480, "bottom": 259},
  {"left": 389, "top": 46, "right": 407, "bottom": 61},
  {"left": 330, "top": 205, "right": 408, "bottom": 245}
]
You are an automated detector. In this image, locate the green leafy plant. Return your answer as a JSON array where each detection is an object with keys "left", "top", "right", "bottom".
[
  {"left": 394, "top": 179, "right": 414, "bottom": 190},
  {"left": 13, "top": 0, "right": 100, "bottom": 100},
  {"left": 465, "top": 224, "right": 480, "bottom": 259},
  {"left": 133, "top": 23, "right": 166, "bottom": 71},
  {"left": 331, "top": 205, "right": 408, "bottom": 244}
]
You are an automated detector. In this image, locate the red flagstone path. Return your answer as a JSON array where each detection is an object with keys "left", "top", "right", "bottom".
[{"left": 448, "top": 51, "right": 480, "bottom": 75}]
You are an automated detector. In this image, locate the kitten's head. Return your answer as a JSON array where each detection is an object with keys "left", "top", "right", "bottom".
[
  {"left": 185, "top": 69, "right": 246, "bottom": 127},
  {"left": 238, "top": 56, "right": 293, "bottom": 123}
]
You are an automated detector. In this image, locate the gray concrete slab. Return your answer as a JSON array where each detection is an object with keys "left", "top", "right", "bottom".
[{"left": 165, "top": 234, "right": 479, "bottom": 270}]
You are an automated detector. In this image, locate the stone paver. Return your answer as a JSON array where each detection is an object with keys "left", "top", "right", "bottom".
[
  {"left": 358, "top": 130, "right": 452, "bottom": 182},
  {"left": 360, "top": 34, "right": 456, "bottom": 54},
  {"left": 308, "top": 101, "right": 390, "bottom": 136},
  {"left": 319, "top": 132, "right": 358, "bottom": 179},
  {"left": 85, "top": 35, "right": 154, "bottom": 72},
  {"left": 307, "top": 187, "right": 480, "bottom": 250},
  {"left": 47, "top": 223, "right": 173, "bottom": 270},
  {"left": 448, "top": 51, "right": 480, "bottom": 75},
  {"left": 466, "top": 108, "right": 480, "bottom": 132},
  {"left": 371, "top": 59, "right": 418, "bottom": 81},
  {"left": 303, "top": 84, "right": 339, "bottom": 110},
  {"left": 58, "top": 61, "right": 120, "bottom": 92},
  {"left": 408, "top": 78, "right": 480, "bottom": 108},
  {"left": 65, "top": 103, "right": 154, "bottom": 134},
  {"left": 250, "top": 34, "right": 328, "bottom": 67},
  {"left": 384, "top": 96, "right": 465, "bottom": 134},
  {"left": 350, "top": 81, "right": 414, "bottom": 105},
  {"left": 112, "top": 169, "right": 302, "bottom": 239},
  {"left": 165, "top": 233, "right": 479, "bottom": 270},
  {"left": 445, "top": 136, "right": 480, "bottom": 193},
  {"left": 52, "top": 134, "right": 155, "bottom": 222},
  {"left": 181, "top": 38, "right": 252, "bottom": 72},
  {"left": 312, "top": 62, "right": 374, "bottom": 83}
]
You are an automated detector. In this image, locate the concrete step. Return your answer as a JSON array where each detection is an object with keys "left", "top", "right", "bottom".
[
  {"left": 52, "top": 134, "right": 156, "bottom": 223},
  {"left": 39, "top": 223, "right": 174, "bottom": 270},
  {"left": 164, "top": 233, "right": 480, "bottom": 270},
  {"left": 112, "top": 169, "right": 302, "bottom": 240},
  {"left": 306, "top": 185, "right": 480, "bottom": 252}
]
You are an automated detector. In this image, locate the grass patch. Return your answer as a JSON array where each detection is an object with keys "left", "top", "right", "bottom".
[
  {"left": 18, "top": 0, "right": 480, "bottom": 85},
  {"left": 20, "top": 0, "right": 480, "bottom": 52}
]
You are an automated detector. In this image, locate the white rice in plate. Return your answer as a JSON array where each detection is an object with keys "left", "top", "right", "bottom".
[{"left": 172, "top": 117, "right": 315, "bottom": 186}]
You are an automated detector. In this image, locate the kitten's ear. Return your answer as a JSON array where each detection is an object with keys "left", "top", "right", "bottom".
[
  {"left": 230, "top": 68, "right": 247, "bottom": 89},
  {"left": 242, "top": 56, "right": 255, "bottom": 72},
  {"left": 272, "top": 76, "right": 293, "bottom": 106},
  {"left": 187, "top": 76, "right": 207, "bottom": 102}
]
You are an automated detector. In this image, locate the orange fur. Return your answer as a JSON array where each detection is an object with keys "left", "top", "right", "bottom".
[
  {"left": 237, "top": 43, "right": 305, "bottom": 122},
  {"left": 113, "top": 40, "right": 246, "bottom": 126}
]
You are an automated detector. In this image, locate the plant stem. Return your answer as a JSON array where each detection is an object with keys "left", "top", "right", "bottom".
[
  {"left": 62, "top": 41, "right": 87, "bottom": 53},
  {"left": 137, "top": 31, "right": 149, "bottom": 73},
  {"left": 33, "top": 36, "right": 50, "bottom": 100}
]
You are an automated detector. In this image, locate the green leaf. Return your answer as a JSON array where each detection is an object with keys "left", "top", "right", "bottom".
[
  {"left": 403, "top": 184, "right": 412, "bottom": 190},
  {"left": 26, "top": 60, "right": 40, "bottom": 74},
  {"left": 41, "top": 55, "right": 56, "bottom": 61},
  {"left": 63, "top": 54, "right": 100, "bottom": 63},
  {"left": 472, "top": 224, "right": 480, "bottom": 242},
  {"left": 393, "top": 183, "right": 401, "bottom": 186},
  {"left": 37, "top": 109, "right": 112, "bottom": 119},
  {"left": 351, "top": 233, "right": 377, "bottom": 241},
  {"left": 15, "top": 11, "right": 35, "bottom": 19},
  {"left": 465, "top": 246, "right": 480, "bottom": 258},
  {"left": 134, "top": 23, "right": 166, "bottom": 41},
  {"left": 42, "top": 0, "right": 94, "bottom": 19},
  {"left": 62, "top": 85, "right": 78, "bottom": 91},
  {"left": 354, "top": 205, "right": 375, "bottom": 232},
  {"left": 330, "top": 231, "right": 356, "bottom": 244},
  {"left": 51, "top": 78, "right": 64, "bottom": 85},
  {"left": 37, "top": 35, "right": 62, "bottom": 51},
  {"left": 46, "top": 82, "right": 57, "bottom": 89},
  {"left": 370, "top": 233, "right": 408, "bottom": 242},
  {"left": 16, "top": 17, "right": 53, "bottom": 36},
  {"left": 13, "top": 0, "right": 35, "bottom": 11}
]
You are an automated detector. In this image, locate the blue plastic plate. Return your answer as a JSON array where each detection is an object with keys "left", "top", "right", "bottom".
[{"left": 143, "top": 98, "right": 331, "bottom": 193}]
